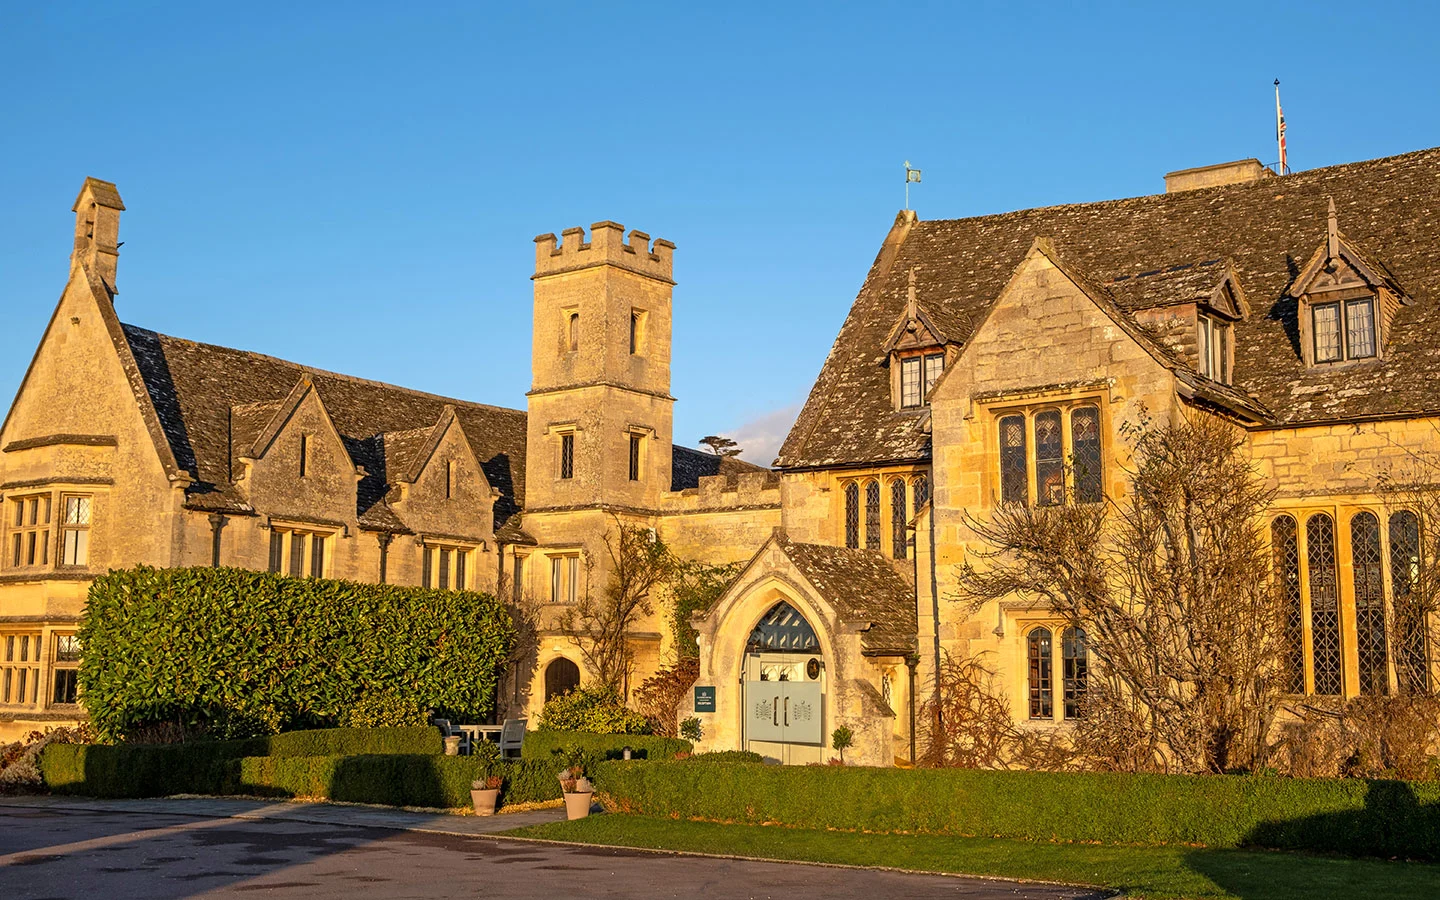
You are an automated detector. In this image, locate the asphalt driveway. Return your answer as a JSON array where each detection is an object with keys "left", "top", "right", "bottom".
[{"left": 0, "top": 801, "right": 1108, "bottom": 899}]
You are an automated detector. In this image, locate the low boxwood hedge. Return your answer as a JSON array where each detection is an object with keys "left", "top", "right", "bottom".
[
  {"left": 522, "top": 730, "right": 690, "bottom": 761},
  {"left": 592, "top": 762, "right": 1440, "bottom": 860}
]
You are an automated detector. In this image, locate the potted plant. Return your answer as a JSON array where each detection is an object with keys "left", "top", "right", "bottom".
[
  {"left": 558, "top": 765, "right": 594, "bottom": 820},
  {"left": 471, "top": 774, "right": 502, "bottom": 816}
]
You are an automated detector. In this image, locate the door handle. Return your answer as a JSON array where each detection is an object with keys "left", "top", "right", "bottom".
[
  {"left": 773, "top": 696, "right": 779, "bottom": 726},
  {"left": 783, "top": 696, "right": 789, "bottom": 727}
]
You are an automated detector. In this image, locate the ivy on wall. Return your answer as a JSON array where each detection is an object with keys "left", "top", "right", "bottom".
[{"left": 79, "top": 566, "right": 514, "bottom": 741}]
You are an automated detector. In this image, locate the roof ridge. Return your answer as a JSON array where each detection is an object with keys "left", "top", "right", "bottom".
[{"left": 120, "top": 323, "right": 527, "bottom": 419}]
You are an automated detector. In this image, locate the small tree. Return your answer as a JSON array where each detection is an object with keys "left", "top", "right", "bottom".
[
  {"left": 831, "top": 725, "right": 854, "bottom": 764},
  {"left": 561, "top": 519, "right": 676, "bottom": 693},
  {"left": 699, "top": 435, "right": 742, "bottom": 458},
  {"left": 679, "top": 716, "right": 702, "bottom": 744},
  {"left": 956, "top": 414, "right": 1287, "bottom": 774}
]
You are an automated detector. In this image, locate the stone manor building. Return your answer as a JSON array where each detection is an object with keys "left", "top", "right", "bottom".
[{"left": 3, "top": 147, "right": 1439, "bottom": 764}]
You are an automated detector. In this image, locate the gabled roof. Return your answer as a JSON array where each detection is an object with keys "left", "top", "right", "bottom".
[
  {"left": 121, "top": 325, "right": 527, "bottom": 529},
  {"left": 1108, "top": 258, "right": 1250, "bottom": 320},
  {"left": 779, "top": 146, "right": 1440, "bottom": 468},
  {"left": 777, "top": 533, "right": 917, "bottom": 656},
  {"left": 1289, "top": 200, "right": 1410, "bottom": 303}
]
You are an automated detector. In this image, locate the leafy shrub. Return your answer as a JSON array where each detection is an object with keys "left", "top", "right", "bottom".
[
  {"left": 679, "top": 717, "right": 702, "bottom": 744},
  {"left": 592, "top": 761, "right": 1440, "bottom": 860},
  {"left": 1, "top": 727, "right": 90, "bottom": 791},
  {"left": 341, "top": 691, "right": 430, "bottom": 729},
  {"left": 683, "top": 750, "right": 762, "bottom": 764},
  {"left": 79, "top": 566, "right": 514, "bottom": 741},
  {"left": 538, "top": 686, "right": 650, "bottom": 735},
  {"left": 522, "top": 730, "right": 689, "bottom": 761}
]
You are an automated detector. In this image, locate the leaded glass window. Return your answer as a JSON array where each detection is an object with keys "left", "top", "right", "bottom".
[
  {"left": 1273, "top": 515, "right": 1304, "bottom": 694},
  {"left": 1351, "top": 512, "right": 1388, "bottom": 695},
  {"left": 1389, "top": 510, "right": 1430, "bottom": 694},
  {"left": 1071, "top": 405, "right": 1102, "bottom": 504},
  {"left": 1346, "top": 298, "right": 1376, "bottom": 359},
  {"left": 559, "top": 433, "right": 574, "bottom": 480},
  {"left": 1035, "top": 410, "right": 1064, "bottom": 507},
  {"left": 747, "top": 601, "right": 821, "bottom": 654},
  {"left": 1062, "top": 626, "right": 1088, "bottom": 719},
  {"left": 1307, "top": 513, "right": 1343, "bottom": 695},
  {"left": 865, "top": 480, "right": 881, "bottom": 551},
  {"left": 1027, "top": 627, "right": 1053, "bottom": 719},
  {"left": 999, "top": 415, "right": 1027, "bottom": 504},
  {"left": 844, "top": 482, "right": 859, "bottom": 549},
  {"left": 923, "top": 352, "right": 944, "bottom": 397},
  {"left": 891, "top": 478, "right": 908, "bottom": 560},
  {"left": 913, "top": 475, "right": 930, "bottom": 510},
  {"left": 1312, "top": 303, "right": 1342, "bottom": 363},
  {"left": 900, "top": 357, "right": 922, "bottom": 408}
]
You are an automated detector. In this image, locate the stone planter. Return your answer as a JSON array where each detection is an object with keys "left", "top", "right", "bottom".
[
  {"left": 443, "top": 735, "right": 462, "bottom": 756},
  {"left": 563, "top": 790, "right": 594, "bottom": 820},
  {"left": 471, "top": 788, "right": 500, "bottom": 816}
]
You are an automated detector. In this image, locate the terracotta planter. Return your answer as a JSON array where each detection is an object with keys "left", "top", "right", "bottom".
[
  {"left": 471, "top": 788, "right": 500, "bottom": 816},
  {"left": 563, "top": 790, "right": 593, "bottom": 820}
]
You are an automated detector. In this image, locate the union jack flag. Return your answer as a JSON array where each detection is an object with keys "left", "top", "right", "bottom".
[{"left": 1275, "top": 84, "right": 1288, "bottom": 174}]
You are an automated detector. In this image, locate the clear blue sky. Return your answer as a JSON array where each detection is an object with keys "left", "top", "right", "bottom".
[{"left": 4, "top": 2, "right": 1437, "bottom": 463}]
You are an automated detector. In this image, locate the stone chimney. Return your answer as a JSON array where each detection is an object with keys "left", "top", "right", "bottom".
[
  {"left": 72, "top": 177, "right": 125, "bottom": 295},
  {"left": 1163, "top": 159, "right": 1274, "bottom": 194}
]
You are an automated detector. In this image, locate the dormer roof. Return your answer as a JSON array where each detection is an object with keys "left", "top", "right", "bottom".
[
  {"left": 1109, "top": 258, "right": 1250, "bottom": 321},
  {"left": 1289, "top": 198, "right": 1410, "bottom": 304}
]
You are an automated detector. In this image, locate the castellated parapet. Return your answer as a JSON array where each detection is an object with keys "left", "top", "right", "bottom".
[{"left": 533, "top": 221, "right": 675, "bottom": 283}]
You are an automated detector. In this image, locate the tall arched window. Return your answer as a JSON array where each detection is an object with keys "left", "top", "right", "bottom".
[
  {"left": 913, "top": 475, "right": 930, "bottom": 510},
  {"left": 1389, "top": 510, "right": 1429, "bottom": 694},
  {"left": 1307, "top": 513, "right": 1342, "bottom": 695},
  {"left": 865, "top": 480, "right": 882, "bottom": 551},
  {"left": 566, "top": 312, "right": 580, "bottom": 351},
  {"left": 544, "top": 657, "right": 580, "bottom": 702},
  {"left": 1061, "top": 626, "right": 1088, "bottom": 719},
  {"left": 1351, "top": 511, "right": 1388, "bottom": 696},
  {"left": 890, "top": 478, "right": 908, "bottom": 560},
  {"left": 844, "top": 482, "right": 859, "bottom": 549},
  {"left": 1071, "top": 405, "right": 1102, "bottom": 504},
  {"left": 1035, "top": 410, "right": 1064, "bottom": 506},
  {"left": 1272, "top": 515, "right": 1304, "bottom": 694},
  {"left": 999, "top": 415, "right": 1027, "bottom": 504},
  {"left": 1027, "top": 627, "right": 1053, "bottom": 719}
]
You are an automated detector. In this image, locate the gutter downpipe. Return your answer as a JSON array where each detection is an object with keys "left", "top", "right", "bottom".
[{"left": 929, "top": 485, "right": 943, "bottom": 732}]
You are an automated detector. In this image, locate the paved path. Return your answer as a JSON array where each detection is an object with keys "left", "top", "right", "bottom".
[{"left": 0, "top": 798, "right": 1110, "bottom": 899}]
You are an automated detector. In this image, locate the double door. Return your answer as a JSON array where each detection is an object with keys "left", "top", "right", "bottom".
[{"left": 743, "top": 652, "right": 825, "bottom": 765}]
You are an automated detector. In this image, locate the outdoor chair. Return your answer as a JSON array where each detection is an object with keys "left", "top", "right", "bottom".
[{"left": 498, "top": 718, "right": 526, "bottom": 759}]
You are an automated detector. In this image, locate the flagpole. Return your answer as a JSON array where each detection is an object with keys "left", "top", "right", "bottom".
[{"left": 1274, "top": 79, "right": 1286, "bottom": 175}]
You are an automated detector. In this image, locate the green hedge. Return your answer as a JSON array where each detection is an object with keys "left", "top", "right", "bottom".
[
  {"left": 592, "top": 763, "right": 1440, "bottom": 860},
  {"left": 40, "top": 745, "right": 568, "bottom": 809},
  {"left": 522, "top": 730, "right": 691, "bottom": 761},
  {"left": 79, "top": 566, "right": 514, "bottom": 740}
]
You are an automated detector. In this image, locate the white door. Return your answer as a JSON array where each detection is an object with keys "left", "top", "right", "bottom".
[{"left": 743, "top": 652, "right": 825, "bottom": 765}]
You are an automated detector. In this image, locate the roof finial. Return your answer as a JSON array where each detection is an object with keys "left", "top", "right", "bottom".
[
  {"left": 906, "top": 266, "right": 918, "bottom": 321},
  {"left": 1326, "top": 196, "right": 1339, "bottom": 261}
]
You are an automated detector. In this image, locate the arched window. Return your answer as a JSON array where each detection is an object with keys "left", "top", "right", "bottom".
[
  {"left": 1272, "top": 515, "right": 1304, "bottom": 694},
  {"left": 747, "top": 601, "right": 821, "bottom": 654},
  {"left": 567, "top": 312, "right": 580, "bottom": 351},
  {"left": 865, "top": 480, "right": 881, "bottom": 551},
  {"left": 1027, "top": 627, "right": 1053, "bottom": 719},
  {"left": 1389, "top": 510, "right": 1429, "bottom": 694},
  {"left": 1035, "top": 410, "right": 1064, "bottom": 506},
  {"left": 999, "top": 415, "right": 1027, "bottom": 504},
  {"left": 1071, "top": 406, "right": 1102, "bottom": 504},
  {"left": 890, "top": 478, "right": 908, "bottom": 560},
  {"left": 844, "top": 482, "right": 859, "bottom": 549},
  {"left": 913, "top": 475, "right": 930, "bottom": 510},
  {"left": 544, "top": 657, "right": 580, "bottom": 702},
  {"left": 1062, "top": 626, "right": 1088, "bottom": 719},
  {"left": 1351, "top": 511, "right": 1388, "bottom": 696},
  {"left": 1307, "top": 513, "right": 1342, "bottom": 695}
]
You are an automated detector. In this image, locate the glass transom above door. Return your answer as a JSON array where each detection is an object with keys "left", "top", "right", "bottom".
[{"left": 747, "top": 601, "right": 820, "bottom": 653}]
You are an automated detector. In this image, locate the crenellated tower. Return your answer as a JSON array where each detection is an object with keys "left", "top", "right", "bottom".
[{"left": 525, "top": 222, "right": 676, "bottom": 512}]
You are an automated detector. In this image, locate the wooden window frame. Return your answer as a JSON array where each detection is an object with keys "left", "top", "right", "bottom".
[
  {"left": 1, "top": 631, "right": 43, "bottom": 707},
  {"left": 7, "top": 493, "right": 52, "bottom": 570},
  {"left": 59, "top": 494, "right": 92, "bottom": 568},
  {"left": 549, "top": 552, "right": 581, "bottom": 604},
  {"left": 51, "top": 632, "right": 81, "bottom": 707},
  {"left": 268, "top": 527, "right": 332, "bottom": 579},
  {"left": 899, "top": 356, "right": 923, "bottom": 409}
]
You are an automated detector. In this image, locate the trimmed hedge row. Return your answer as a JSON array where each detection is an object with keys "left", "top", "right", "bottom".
[
  {"left": 40, "top": 745, "right": 569, "bottom": 809},
  {"left": 592, "top": 762, "right": 1440, "bottom": 860},
  {"left": 79, "top": 566, "right": 514, "bottom": 740},
  {"left": 522, "top": 730, "right": 691, "bottom": 761}
]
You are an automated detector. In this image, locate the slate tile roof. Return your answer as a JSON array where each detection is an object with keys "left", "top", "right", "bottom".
[
  {"left": 670, "top": 444, "right": 778, "bottom": 491},
  {"left": 779, "top": 534, "right": 918, "bottom": 656},
  {"left": 778, "top": 147, "right": 1440, "bottom": 469},
  {"left": 121, "top": 325, "right": 527, "bottom": 530}
]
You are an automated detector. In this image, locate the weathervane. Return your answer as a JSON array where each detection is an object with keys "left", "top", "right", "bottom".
[{"left": 904, "top": 160, "right": 922, "bottom": 210}]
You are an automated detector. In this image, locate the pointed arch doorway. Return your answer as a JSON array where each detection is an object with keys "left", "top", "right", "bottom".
[{"left": 743, "top": 601, "right": 827, "bottom": 764}]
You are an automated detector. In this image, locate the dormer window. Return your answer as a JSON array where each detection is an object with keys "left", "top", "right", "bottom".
[
  {"left": 899, "top": 351, "right": 945, "bottom": 409},
  {"left": 1197, "top": 314, "right": 1231, "bottom": 382},
  {"left": 1311, "top": 297, "right": 1376, "bottom": 363}
]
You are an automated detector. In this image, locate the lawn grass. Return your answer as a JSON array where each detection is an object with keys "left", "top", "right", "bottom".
[{"left": 502, "top": 814, "right": 1440, "bottom": 900}]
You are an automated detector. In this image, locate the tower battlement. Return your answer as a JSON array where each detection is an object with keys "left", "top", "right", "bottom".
[{"left": 533, "top": 221, "right": 675, "bottom": 283}]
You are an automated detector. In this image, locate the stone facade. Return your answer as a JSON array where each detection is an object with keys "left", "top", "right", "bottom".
[{"left": 6, "top": 146, "right": 1440, "bottom": 765}]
